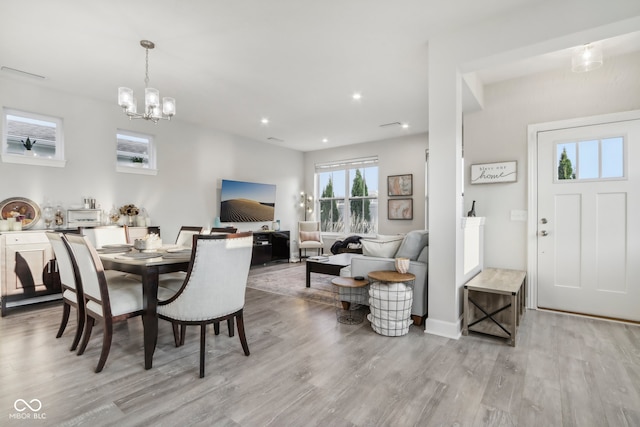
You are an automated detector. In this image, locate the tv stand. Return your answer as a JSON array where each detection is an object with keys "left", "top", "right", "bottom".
[{"left": 252, "top": 231, "right": 290, "bottom": 265}]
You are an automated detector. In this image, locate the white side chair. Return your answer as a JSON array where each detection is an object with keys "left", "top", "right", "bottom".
[
  {"left": 298, "top": 221, "right": 324, "bottom": 258},
  {"left": 157, "top": 232, "right": 253, "bottom": 378},
  {"left": 175, "top": 226, "right": 203, "bottom": 248},
  {"left": 82, "top": 226, "right": 129, "bottom": 249},
  {"left": 64, "top": 233, "right": 174, "bottom": 373},
  {"left": 47, "top": 232, "right": 85, "bottom": 351}
]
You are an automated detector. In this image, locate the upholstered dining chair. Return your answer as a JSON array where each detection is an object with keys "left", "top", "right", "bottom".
[
  {"left": 46, "top": 232, "right": 85, "bottom": 351},
  {"left": 82, "top": 225, "right": 130, "bottom": 249},
  {"left": 175, "top": 226, "right": 203, "bottom": 247},
  {"left": 157, "top": 232, "right": 253, "bottom": 378},
  {"left": 298, "top": 221, "right": 324, "bottom": 258},
  {"left": 210, "top": 227, "right": 238, "bottom": 234},
  {"left": 63, "top": 233, "right": 173, "bottom": 373}
]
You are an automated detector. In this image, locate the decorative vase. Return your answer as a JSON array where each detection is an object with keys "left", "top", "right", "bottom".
[{"left": 395, "top": 257, "right": 410, "bottom": 274}]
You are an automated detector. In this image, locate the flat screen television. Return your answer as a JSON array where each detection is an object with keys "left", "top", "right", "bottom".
[{"left": 220, "top": 179, "right": 276, "bottom": 222}]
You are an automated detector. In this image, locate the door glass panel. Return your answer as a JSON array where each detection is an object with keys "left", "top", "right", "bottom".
[
  {"left": 601, "top": 137, "right": 624, "bottom": 178},
  {"left": 578, "top": 139, "right": 598, "bottom": 179}
]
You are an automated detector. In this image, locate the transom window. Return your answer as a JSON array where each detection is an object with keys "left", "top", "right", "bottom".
[
  {"left": 556, "top": 136, "right": 625, "bottom": 181},
  {"left": 316, "top": 157, "right": 378, "bottom": 234},
  {"left": 116, "top": 129, "right": 157, "bottom": 174},
  {"left": 2, "top": 108, "right": 65, "bottom": 167}
]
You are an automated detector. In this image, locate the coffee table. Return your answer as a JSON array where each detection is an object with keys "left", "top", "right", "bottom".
[{"left": 305, "top": 253, "right": 357, "bottom": 287}]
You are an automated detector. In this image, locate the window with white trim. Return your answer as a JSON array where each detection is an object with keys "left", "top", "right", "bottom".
[
  {"left": 2, "top": 108, "right": 65, "bottom": 167},
  {"left": 116, "top": 129, "right": 157, "bottom": 174},
  {"left": 316, "top": 157, "right": 379, "bottom": 234}
]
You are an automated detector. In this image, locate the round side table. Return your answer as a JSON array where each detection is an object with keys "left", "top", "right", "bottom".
[
  {"left": 367, "top": 270, "right": 415, "bottom": 336},
  {"left": 331, "top": 277, "right": 369, "bottom": 324}
]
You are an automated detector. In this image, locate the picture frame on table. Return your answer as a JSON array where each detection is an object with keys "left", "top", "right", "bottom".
[
  {"left": 387, "top": 174, "right": 413, "bottom": 196},
  {"left": 388, "top": 198, "right": 413, "bottom": 220}
]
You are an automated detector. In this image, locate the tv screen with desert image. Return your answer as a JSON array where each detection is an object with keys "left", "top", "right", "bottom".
[{"left": 220, "top": 179, "right": 276, "bottom": 222}]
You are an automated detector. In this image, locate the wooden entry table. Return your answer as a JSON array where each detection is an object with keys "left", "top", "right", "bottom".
[{"left": 463, "top": 268, "right": 526, "bottom": 346}]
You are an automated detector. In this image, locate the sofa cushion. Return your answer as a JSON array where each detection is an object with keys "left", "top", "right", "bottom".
[
  {"left": 360, "top": 235, "right": 404, "bottom": 258},
  {"left": 300, "top": 231, "right": 321, "bottom": 242},
  {"left": 395, "top": 230, "right": 429, "bottom": 261}
]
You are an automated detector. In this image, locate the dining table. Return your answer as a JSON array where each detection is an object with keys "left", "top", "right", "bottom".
[{"left": 98, "top": 247, "right": 191, "bottom": 370}]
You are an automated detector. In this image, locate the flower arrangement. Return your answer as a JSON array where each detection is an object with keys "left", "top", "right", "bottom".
[{"left": 119, "top": 204, "right": 140, "bottom": 217}]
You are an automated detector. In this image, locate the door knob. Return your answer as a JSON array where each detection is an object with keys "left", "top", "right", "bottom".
[
  {"left": 540, "top": 218, "right": 548, "bottom": 224},
  {"left": 540, "top": 230, "right": 548, "bottom": 236}
]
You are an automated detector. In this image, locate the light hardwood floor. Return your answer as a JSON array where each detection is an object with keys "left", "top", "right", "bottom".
[{"left": 1, "top": 263, "right": 639, "bottom": 426}]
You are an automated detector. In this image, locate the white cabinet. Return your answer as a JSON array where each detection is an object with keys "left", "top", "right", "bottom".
[{"left": 1, "top": 231, "right": 59, "bottom": 316}]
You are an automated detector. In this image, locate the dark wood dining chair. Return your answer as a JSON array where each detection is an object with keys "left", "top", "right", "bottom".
[
  {"left": 157, "top": 232, "right": 253, "bottom": 378},
  {"left": 46, "top": 232, "right": 85, "bottom": 351},
  {"left": 210, "top": 227, "right": 238, "bottom": 234},
  {"left": 175, "top": 226, "right": 203, "bottom": 247},
  {"left": 63, "top": 233, "right": 174, "bottom": 373}
]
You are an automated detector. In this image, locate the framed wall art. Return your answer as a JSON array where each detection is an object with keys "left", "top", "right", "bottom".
[
  {"left": 387, "top": 174, "right": 413, "bottom": 196},
  {"left": 470, "top": 161, "right": 517, "bottom": 184},
  {"left": 388, "top": 198, "right": 413, "bottom": 220}
]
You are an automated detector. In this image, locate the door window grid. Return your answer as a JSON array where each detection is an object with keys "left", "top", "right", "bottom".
[{"left": 556, "top": 136, "right": 625, "bottom": 182}]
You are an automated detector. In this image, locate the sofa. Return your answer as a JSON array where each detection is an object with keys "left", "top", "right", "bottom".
[{"left": 339, "top": 230, "right": 429, "bottom": 326}]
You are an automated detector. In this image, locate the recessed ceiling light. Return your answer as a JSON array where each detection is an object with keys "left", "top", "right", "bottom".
[
  {"left": 322, "top": 138, "right": 328, "bottom": 143},
  {"left": 401, "top": 123, "right": 410, "bottom": 129},
  {"left": 261, "top": 118, "right": 269, "bottom": 125},
  {"left": 352, "top": 92, "right": 362, "bottom": 101}
]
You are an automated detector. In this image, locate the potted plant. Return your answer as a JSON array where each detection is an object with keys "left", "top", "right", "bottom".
[
  {"left": 21, "top": 137, "right": 36, "bottom": 155},
  {"left": 131, "top": 156, "right": 145, "bottom": 167}
]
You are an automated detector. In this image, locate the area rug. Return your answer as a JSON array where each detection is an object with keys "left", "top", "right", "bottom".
[{"left": 247, "top": 262, "right": 335, "bottom": 305}]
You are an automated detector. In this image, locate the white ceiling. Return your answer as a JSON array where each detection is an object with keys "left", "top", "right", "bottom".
[{"left": 1, "top": 1, "right": 638, "bottom": 152}]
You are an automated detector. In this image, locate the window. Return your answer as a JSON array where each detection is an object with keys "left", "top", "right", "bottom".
[
  {"left": 116, "top": 129, "right": 157, "bottom": 175},
  {"left": 556, "top": 136, "right": 625, "bottom": 181},
  {"left": 2, "top": 108, "right": 65, "bottom": 167},
  {"left": 316, "top": 157, "right": 378, "bottom": 234}
]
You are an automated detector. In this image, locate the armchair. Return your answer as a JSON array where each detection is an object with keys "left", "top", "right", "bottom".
[{"left": 298, "top": 221, "right": 324, "bottom": 258}]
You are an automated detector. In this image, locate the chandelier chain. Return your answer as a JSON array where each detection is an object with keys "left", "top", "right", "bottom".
[{"left": 144, "top": 47, "right": 150, "bottom": 88}]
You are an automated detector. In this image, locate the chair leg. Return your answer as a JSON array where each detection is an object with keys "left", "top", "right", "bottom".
[
  {"left": 95, "top": 321, "right": 113, "bottom": 373},
  {"left": 70, "top": 308, "right": 85, "bottom": 352},
  {"left": 180, "top": 324, "right": 186, "bottom": 346},
  {"left": 236, "top": 311, "right": 250, "bottom": 356},
  {"left": 227, "top": 318, "right": 234, "bottom": 337},
  {"left": 56, "top": 303, "right": 71, "bottom": 338},
  {"left": 77, "top": 317, "right": 95, "bottom": 355},
  {"left": 171, "top": 322, "right": 180, "bottom": 347},
  {"left": 213, "top": 321, "right": 220, "bottom": 336},
  {"left": 199, "top": 323, "right": 206, "bottom": 378}
]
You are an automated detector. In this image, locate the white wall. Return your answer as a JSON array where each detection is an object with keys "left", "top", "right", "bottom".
[
  {"left": 0, "top": 76, "right": 304, "bottom": 243},
  {"left": 464, "top": 51, "right": 640, "bottom": 270},
  {"left": 302, "top": 133, "right": 428, "bottom": 242}
]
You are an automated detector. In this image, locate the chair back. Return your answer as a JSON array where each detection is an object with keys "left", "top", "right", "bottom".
[
  {"left": 46, "top": 232, "right": 79, "bottom": 294},
  {"left": 210, "top": 227, "right": 238, "bottom": 234},
  {"left": 299, "top": 221, "right": 320, "bottom": 233},
  {"left": 82, "top": 226, "right": 129, "bottom": 249},
  {"left": 64, "top": 233, "right": 110, "bottom": 315},
  {"left": 160, "top": 232, "right": 253, "bottom": 320},
  {"left": 175, "top": 226, "right": 203, "bottom": 247}
]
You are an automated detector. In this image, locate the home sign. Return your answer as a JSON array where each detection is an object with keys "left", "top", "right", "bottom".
[{"left": 470, "top": 161, "right": 517, "bottom": 184}]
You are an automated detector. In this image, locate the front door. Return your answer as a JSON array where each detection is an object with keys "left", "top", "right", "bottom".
[{"left": 537, "top": 118, "right": 640, "bottom": 321}]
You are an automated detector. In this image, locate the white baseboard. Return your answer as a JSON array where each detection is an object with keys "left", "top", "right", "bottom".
[{"left": 423, "top": 316, "right": 462, "bottom": 340}]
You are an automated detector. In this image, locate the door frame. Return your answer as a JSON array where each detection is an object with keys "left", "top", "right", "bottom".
[{"left": 526, "top": 109, "right": 640, "bottom": 310}]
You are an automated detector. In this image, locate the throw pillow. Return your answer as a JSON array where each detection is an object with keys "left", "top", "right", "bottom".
[
  {"left": 395, "top": 230, "right": 429, "bottom": 261},
  {"left": 360, "top": 235, "right": 404, "bottom": 258},
  {"left": 299, "top": 231, "right": 321, "bottom": 242}
]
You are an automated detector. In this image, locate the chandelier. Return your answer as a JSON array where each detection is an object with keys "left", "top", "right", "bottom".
[{"left": 118, "top": 40, "right": 176, "bottom": 123}]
